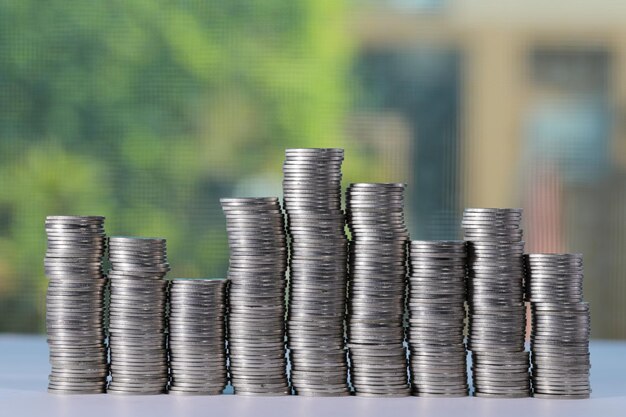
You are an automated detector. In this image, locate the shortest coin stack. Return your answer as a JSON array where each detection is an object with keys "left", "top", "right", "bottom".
[
  {"left": 168, "top": 279, "right": 228, "bottom": 395},
  {"left": 408, "top": 241, "right": 468, "bottom": 397},
  {"left": 107, "top": 237, "right": 170, "bottom": 395},
  {"left": 45, "top": 216, "right": 108, "bottom": 394},
  {"left": 525, "top": 254, "right": 591, "bottom": 399}
]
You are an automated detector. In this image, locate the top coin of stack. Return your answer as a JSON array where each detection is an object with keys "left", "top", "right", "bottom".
[
  {"left": 346, "top": 183, "right": 410, "bottom": 397},
  {"left": 525, "top": 254, "right": 591, "bottom": 399},
  {"left": 45, "top": 216, "right": 108, "bottom": 394},
  {"left": 221, "top": 198, "right": 290, "bottom": 395},
  {"left": 107, "top": 236, "right": 170, "bottom": 395},
  {"left": 408, "top": 240, "right": 468, "bottom": 397},
  {"left": 462, "top": 208, "right": 530, "bottom": 398},
  {"left": 283, "top": 148, "right": 350, "bottom": 396}
]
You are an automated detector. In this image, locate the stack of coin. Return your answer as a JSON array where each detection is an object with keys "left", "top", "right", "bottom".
[
  {"left": 221, "top": 198, "right": 289, "bottom": 395},
  {"left": 107, "top": 237, "right": 170, "bottom": 395},
  {"left": 462, "top": 208, "right": 530, "bottom": 398},
  {"left": 525, "top": 254, "right": 591, "bottom": 399},
  {"left": 346, "top": 183, "right": 410, "bottom": 397},
  {"left": 45, "top": 215, "right": 108, "bottom": 394},
  {"left": 168, "top": 279, "right": 228, "bottom": 395},
  {"left": 408, "top": 240, "right": 468, "bottom": 397},
  {"left": 283, "top": 148, "right": 350, "bottom": 396}
]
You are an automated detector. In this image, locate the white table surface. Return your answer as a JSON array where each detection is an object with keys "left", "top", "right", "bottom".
[{"left": 0, "top": 335, "right": 624, "bottom": 417}]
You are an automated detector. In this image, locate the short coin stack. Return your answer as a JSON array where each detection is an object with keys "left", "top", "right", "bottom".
[
  {"left": 168, "top": 279, "right": 228, "bottom": 395},
  {"left": 462, "top": 208, "right": 530, "bottom": 398},
  {"left": 45, "top": 216, "right": 108, "bottom": 394},
  {"left": 525, "top": 254, "right": 591, "bottom": 399},
  {"left": 221, "top": 198, "right": 289, "bottom": 395},
  {"left": 346, "top": 183, "right": 410, "bottom": 396},
  {"left": 107, "top": 237, "right": 170, "bottom": 395},
  {"left": 408, "top": 240, "right": 468, "bottom": 397},
  {"left": 283, "top": 148, "right": 350, "bottom": 396}
]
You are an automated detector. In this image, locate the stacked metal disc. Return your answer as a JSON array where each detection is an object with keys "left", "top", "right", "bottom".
[
  {"left": 107, "top": 237, "right": 170, "bottom": 395},
  {"left": 462, "top": 208, "right": 530, "bottom": 398},
  {"left": 168, "top": 279, "right": 228, "bottom": 395},
  {"left": 345, "top": 183, "right": 410, "bottom": 397},
  {"left": 525, "top": 254, "right": 591, "bottom": 399},
  {"left": 220, "top": 198, "right": 289, "bottom": 395},
  {"left": 283, "top": 148, "right": 350, "bottom": 396},
  {"left": 45, "top": 216, "right": 108, "bottom": 394},
  {"left": 408, "top": 240, "right": 468, "bottom": 397}
]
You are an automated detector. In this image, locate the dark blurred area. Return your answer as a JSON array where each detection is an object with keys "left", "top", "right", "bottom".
[{"left": 0, "top": 0, "right": 624, "bottom": 338}]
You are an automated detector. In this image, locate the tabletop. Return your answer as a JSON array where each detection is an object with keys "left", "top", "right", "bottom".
[{"left": 0, "top": 335, "right": 624, "bottom": 417}]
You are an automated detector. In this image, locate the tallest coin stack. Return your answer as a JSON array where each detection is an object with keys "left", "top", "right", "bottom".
[{"left": 284, "top": 148, "right": 350, "bottom": 396}]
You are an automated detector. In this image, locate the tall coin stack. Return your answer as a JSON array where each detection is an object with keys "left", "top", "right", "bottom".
[
  {"left": 168, "top": 279, "right": 228, "bottom": 395},
  {"left": 283, "top": 148, "right": 350, "bottom": 396},
  {"left": 346, "top": 183, "right": 410, "bottom": 396},
  {"left": 525, "top": 254, "right": 591, "bottom": 399},
  {"left": 221, "top": 198, "right": 290, "bottom": 395},
  {"left": 462, "top": 208, "right": 530, "bottom": 398},
  {"left": 45, "top": 216, "right": 108, "bottom": 394},
  {"left": 107, "top": 237, "right": 170, "bottom": 395},
  {"left": 408, "top": 240, "right": 468, "bottom": 397}
]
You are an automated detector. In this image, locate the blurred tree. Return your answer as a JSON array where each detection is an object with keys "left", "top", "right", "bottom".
[{"left": 0, "top": 0, "right": 352, "bottom": 332}]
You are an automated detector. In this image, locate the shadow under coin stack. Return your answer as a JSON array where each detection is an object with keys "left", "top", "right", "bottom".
[
  {"left": 221, "top": 198, "right": 289, "bottom": 395},
  {"left": 462, "top": 208, "right": 530, "bottom": 398},
  {"left": 283, "top": 148, "right": 350, "bottom": 396},
  {"left": 168, "top": 279, "right": 228, "bottom": 395},
  {"left": 525, "top": 254, "right": 591, "bottom": 399},
  {"left": 107, "top": 237, "right": 170, "bottom": 395},
  {"left": 45, "top": 216, "right": 108, "bottom": 394},
  {"left": 346, "top": 183, "right": 410, "bottom": 397},
  {"left": 408, "top": 240, "right": 468, "bottom": 397}
]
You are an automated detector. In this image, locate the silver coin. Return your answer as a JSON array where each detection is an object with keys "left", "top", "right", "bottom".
[
  {"left": 408, "top": 239, "right": 467, "bottom": 395},
  {"left": 344, "top": 183, "right": 409, "bottom": 396},
  {"left": 526, "top": 253, "right": 591, "bottom": 398},
  {"left": 167, "top": 278, "right": 227, "bottom": 393},
  {"left": 44, "top": 215, "right": 108, "bottom": 394},
  {"left": 461, "top": 208, "right": 530, "bottom": 395},
  {"left": 106, "top": 235, "right": 170, "bottom": 394},
  {"left": 282, "top": 151, "right": 348, "bottom": 394},
  {"left": 221, "top": 198, "right": 289, "bottom": 394}
]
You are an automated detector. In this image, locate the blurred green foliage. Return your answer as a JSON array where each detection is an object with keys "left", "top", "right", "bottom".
[{"left": 0, "top": 0, "right": 354, "bottom": 332}]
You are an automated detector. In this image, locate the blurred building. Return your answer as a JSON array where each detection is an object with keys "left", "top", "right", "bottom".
[{"left": 350, "top": 0, "right": 626, "bottom": 338}]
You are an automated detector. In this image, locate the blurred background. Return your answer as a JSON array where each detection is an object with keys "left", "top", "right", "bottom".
[{"left": 0, "top": 0, "right": 624, "bottom": 338}]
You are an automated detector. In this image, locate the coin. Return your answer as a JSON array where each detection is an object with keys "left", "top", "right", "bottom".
[
  {"left": 221, "top": 197, "right": 290, "bottom": 395},
  {"left": 462, "top": 208, "right": 529, "bottom": 397},
  {"left": 283, "top": 149, "right": 349, "bottom": 396},
  {"left": 107, "top": 236, "right": 169, "bottom": 394},
  {"left": 345, "top": 183, "right": 409, "bottom": 396},
  {"left": 44, "top": 215, "right": 108, "bottom": 394},
  {"left": 408, "top": 240, "right": 468, "bottom": 397},
  {"left": 167, "top": 279, "right": 227, "bottom": 394},
  {"left": 526, "top": 254, "right": 591, "bottom": 398}
]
